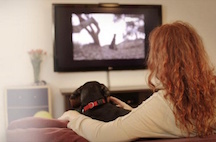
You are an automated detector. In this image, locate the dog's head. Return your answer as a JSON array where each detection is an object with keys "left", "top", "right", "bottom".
[{"left": 69, "top": 81, "right": 110, "bottom": 111}]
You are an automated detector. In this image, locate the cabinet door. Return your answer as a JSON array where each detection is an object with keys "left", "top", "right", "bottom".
[{"left": 5, "top": 86, "right": 51, "bottom": 125}]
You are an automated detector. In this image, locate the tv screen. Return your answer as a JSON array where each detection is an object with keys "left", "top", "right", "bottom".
[{"left": 53, "top": 4, "right": 162, "bottom": 72}]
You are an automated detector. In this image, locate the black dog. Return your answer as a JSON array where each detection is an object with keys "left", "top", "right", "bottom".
[{"left": 69, "top": 81, "right": 130, "bottom": 122}]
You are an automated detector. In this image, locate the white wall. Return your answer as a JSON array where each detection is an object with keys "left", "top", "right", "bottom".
[{"left": 1, "top": 0, "right": 216, "bottom": 141}]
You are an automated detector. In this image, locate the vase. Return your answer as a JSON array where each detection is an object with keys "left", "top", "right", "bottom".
[{"left": 31, "top": 59, "right": 41, "bottom": 85}]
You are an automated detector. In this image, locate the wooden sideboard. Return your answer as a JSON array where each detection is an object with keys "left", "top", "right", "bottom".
[
  {"left": 60, "top": 85, "right": 153, "bottom": 111},
  {"left": 5, "top": 86, "right": 52, "bottom": 126}
]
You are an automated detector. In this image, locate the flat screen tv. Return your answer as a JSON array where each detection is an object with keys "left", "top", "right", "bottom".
[{"left": 53, "top": 4, "right": 162, "bottom": 72}]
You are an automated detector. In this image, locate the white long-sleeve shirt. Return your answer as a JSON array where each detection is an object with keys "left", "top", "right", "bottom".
[{"left": 67, "top": 90, "right": 189, "bottom": 142}]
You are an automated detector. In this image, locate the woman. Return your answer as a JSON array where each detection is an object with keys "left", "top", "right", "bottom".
[{"left": 59, "top": 21, "right": 216, "bottom": 141}]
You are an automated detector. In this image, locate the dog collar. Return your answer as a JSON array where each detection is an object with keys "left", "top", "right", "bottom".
[{"left": 82, "top": 99, "right": 106, "bottom": 113}]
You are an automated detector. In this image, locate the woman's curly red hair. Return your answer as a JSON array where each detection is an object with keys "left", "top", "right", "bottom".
[{"left": 147, "top": 21, "right": 216, "bottom": 137}]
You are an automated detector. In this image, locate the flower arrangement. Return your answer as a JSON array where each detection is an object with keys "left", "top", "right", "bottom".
[
  {"left": 28, "top": 49, "right": 47, "bottom": 61},
  {"left": 28, "top": 49, "right": 46, "bottom": 85}
]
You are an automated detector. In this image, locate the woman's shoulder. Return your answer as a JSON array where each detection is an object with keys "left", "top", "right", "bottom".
[
  {"left": 146, "top": 89, "right": 167, "bottom": 103},
  {"left": 137, "top": 89, "right": 173, "bottom": 111},
  {"left": 153, "top": 89, "right": 166, "bottom": 96}
]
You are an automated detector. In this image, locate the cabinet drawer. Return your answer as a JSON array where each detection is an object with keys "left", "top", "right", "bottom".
[
  {"left": 5, "top": 86, "right": 52, "bottom": 127},
  {"left": 7, "top": 107, "right": 49, "bottom": 124},
  {"left": 7, "top": 88, "right": 48, "bottom": 107}
]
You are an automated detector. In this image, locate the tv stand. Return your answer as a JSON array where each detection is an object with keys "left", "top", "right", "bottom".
[{"left": 60, "top": 85, "right": 153, "bottom": 111}]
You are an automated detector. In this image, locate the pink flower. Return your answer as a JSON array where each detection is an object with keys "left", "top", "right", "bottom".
[{"left": 28, "top": 49, "right": 46, "bottom": 61}]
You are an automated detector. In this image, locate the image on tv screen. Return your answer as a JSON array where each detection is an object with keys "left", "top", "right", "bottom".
[{"left": 71, "top": 13, "right": 145, "bottom": 60}]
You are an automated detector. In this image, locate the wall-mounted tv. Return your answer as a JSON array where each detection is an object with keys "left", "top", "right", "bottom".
[{"left": 53, "top": 4, "right": 162, "bottom": 72}]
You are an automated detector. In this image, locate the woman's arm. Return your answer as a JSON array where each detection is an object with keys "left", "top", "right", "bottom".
[
  {"left": 59, "top": 91, "right": 184, "bottom": 141},
  {"left": 109, "top": 96, "right": 133, "bottom": 111}
]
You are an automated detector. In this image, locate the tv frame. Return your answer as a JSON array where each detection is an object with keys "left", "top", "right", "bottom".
[{"left": 53, "top": 4, "right": 162, "bottom": 72}]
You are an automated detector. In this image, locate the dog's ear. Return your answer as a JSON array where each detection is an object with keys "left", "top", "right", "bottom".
[
  {"left": 69, "top": 86, "right": 82, "bottom": 109},
  {"left": 100, "top": 83, "right": 110, "bottom": 102}
]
